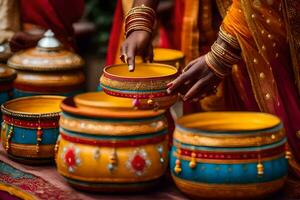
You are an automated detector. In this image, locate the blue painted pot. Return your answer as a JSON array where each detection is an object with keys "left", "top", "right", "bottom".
[
  {"left": 170, "top": 112, "right": 288, "bottom": 199},
  {"left": 1, "top": 96, "right": 64, "bottom": 164}
]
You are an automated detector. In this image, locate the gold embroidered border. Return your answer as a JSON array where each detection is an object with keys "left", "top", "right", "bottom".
[
  {"left": 60, "top": 114, "right": 167, "bottom": 136},
  {"left": 174, "top": 128, "right": 285, "bottom": 147},
  {"left": 100, "top": 75, "right": 172, "bottom": 91}
]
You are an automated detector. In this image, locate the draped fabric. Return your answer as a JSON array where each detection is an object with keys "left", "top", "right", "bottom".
[
  {"left": 20, "top": 0, "right": 85, "bottom": 49},
  {"left": 106, "top": 0, "right": 172, "bottom": 65},
  {"left": 0, "top": 0, "right": 20, "bottom": 43},
  {"left": 222, "top": 0, "right": 300, "bottom": 172}
]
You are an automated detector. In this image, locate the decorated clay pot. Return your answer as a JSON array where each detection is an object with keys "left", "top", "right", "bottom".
[
  {"left": 1, "top": 96, "right": 64, "bottom": 164},
  {"left": 170, "top": 112, "right": 288, "bottom": 199},
  {"left": 153, "top": 48, "right": 185, "bottom": 70},
  {"left": 0, "top": 65, "right": 16, "bottom": 106},
  {"left": 7, "top": 30, "right": 85, "bottom": 97},
  {"left": 100, "top": 63, "right": 178, "bottom": 110},
  {"left": 56, "top": 92, "right": 169, "bottom": 192}
]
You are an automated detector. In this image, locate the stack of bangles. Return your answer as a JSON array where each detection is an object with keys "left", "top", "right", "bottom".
[
  {"left": 125, "top": 4, "right": 156, "bottom": 38},
  {"left": 205, "top": 26, "right": 241, "bottom": 78}
]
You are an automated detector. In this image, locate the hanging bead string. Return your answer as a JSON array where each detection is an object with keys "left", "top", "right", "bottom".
[
  {"left": 5, "top": 122, "right": 14, "bottom": 151},
  {"left": 257, "top": 132, "right": 264, "bottom": 176},
  {"left": 174, "top": 144, "right": 182, "bottom": 174},
  {"left": 54, "top": 135, "right": 61, "bottom": 162},
  {"left": 36, "top": 116, "right": 43, "bottom": 153},
  {"left": 189, "top": 147, "right": 197, "bottom": 169},
  {"left": 108, "top": 142, "right": 118, "bottom": 172}
]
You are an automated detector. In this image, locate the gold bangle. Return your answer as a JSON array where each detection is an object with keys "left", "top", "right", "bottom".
[
  {"left": 211, "top": 42, "right": 240, "bottom": 65},
  {"left": 208, "top": 52, "right": 231, "bottom": 75},
  {"left": 125, "top": 12, "right": 155, "bottom": 21},
  {"left": 211, "top": 42, "right": 241, "bottom": 60},
  {"left": 126, "top": 26, "right": 152, "bottom": 37},
  {"left": 205, "top": 52, "right": 229, "bottom": 78},
  {"left": 210, "top": 50, "right": 232, "bottom": 69},
  {"left": 219, "top": 26, "right": 240, "bottom": 49},
  {"left": 128, "top": 4, "right": 155, "bottom": 15}
]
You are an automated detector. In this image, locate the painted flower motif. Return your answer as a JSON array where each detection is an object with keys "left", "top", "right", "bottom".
[
  {"left": 126, "top": 148, "right": 151, "bottom": 176},
  {"left": 62, "top": 145, "right": 81, "bottom": 173}
]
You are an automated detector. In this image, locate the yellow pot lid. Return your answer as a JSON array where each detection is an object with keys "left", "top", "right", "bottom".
[
  {"left": 153, "top": 48, "right": 184, "bottom": 61},
  {"left": 177, "top": 112, "right": 281, "bottom": 132},
  {"left": 68, "top": 92, "right": 165, "bottom": 118},
  {"left": 0, "top": 65, "right": 16, "bottom": 82},
  {"left": 8, "top": 30, "right": 84, "bottom": 72},
  {"left": 1, "top": 95, "right": 65, "bottom": 118}
]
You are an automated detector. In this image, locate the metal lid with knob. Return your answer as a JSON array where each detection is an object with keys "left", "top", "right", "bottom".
[
  {"left": 8, "top": 30, "right": 84, "bottom": 71},
  {"left": 0, "top": 43, "right": 12, "bottom": 62}
]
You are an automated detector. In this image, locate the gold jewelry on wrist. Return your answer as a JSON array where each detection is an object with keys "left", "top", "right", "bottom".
[
  {"left": 219, "top": 26, "right": 240, "bottom": 50},
  {"left": 124, "top": 4, "right": 156, "bottom": 38}
]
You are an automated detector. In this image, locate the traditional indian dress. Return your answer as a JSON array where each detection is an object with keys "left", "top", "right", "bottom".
[
  {"left": 20, "top": 0, "right": 85, "bottom": 49},
  {"left": 221, "top": 0, "right": 300, "bottom": 174},
  {"left": 0, "top": 0, "right": 20, "bottom": 43}
]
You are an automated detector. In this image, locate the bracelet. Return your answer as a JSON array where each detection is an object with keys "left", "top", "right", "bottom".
[
  {"left": 219, "top": 26, "right": 240, "bottom": 50},
  {"left": 205, "top": 52, "right": 231, "bottom": 78},
  {"left": 211, "top": 42, "right": 241, "bottom": 65},
  {"left": 125, "top": 4, "right": 155, "bottom": 38}
]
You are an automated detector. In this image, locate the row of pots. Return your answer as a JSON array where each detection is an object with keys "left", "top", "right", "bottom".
[{"left": 0, "top": 91, "right": 288, "bottom": 199}]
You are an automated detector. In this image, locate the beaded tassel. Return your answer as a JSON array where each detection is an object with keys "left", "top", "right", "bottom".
[
  {"left": 174, "top": 148, "right": 182, "bottom": 174},
  {"left": 5, "top": 125, "right": 13, "bottom": 151},
  {"left": 108, "top": 148, "right": 118, "bottom": 172},
  {"left": 54, "top": 136, "right": 61, "bottom": 161},
  {"left": 36, "top": 126, "right": 43, "bottom": 153},
  {"left": 285, "top": 143, "right": 292, "bottom": 160},
  {"left": 189, "top": 152, "right": 197, "bottom": 169},
  {"left": 257, "top": 155, "right": 264, "bottom": 176}
]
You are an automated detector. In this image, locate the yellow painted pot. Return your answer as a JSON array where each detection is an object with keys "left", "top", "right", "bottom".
[
  {"left": 153, "top": 48, "right": 185, "bottom": 70},
  {"left": 171, "top": 112, "right": 288, "bottom": 199},
  {"left": 56, "top": 92, "right": 169, "bottom": 192},
  {"left": 100, "top": 63, "right": 178, "bottom": 110},
  {"left": 1, "top": 96, "right": 64, "bottom": 164}
]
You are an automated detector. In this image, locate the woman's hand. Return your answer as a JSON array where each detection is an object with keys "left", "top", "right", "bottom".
[
  {"left": 9, "top": 32, "right": 42, "bottom": 52},
  {"left": 167, "top": 55, "right": 221, "bottom": 101},
  {"left": 120, "top": 31, "right": 153, "bottom": 72}
]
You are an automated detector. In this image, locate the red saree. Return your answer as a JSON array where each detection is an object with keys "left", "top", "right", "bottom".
[{"left": 19, "top": 0, "right": 85, "bottom": 49}]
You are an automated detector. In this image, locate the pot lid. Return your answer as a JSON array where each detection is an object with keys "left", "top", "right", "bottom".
[
  {"left": 0, "top": 64, "right": 17, "bottom": 82},
  {"left": 7, "top": 30, "right": 84, "bottom": 71},
  {"left": 0, "top": 43, "right": 12, "bottom": 62}
]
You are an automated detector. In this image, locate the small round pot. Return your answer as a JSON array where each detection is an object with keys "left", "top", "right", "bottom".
[
  {"left": 7, "top": 30, "right": 85, "bottom": 98},
  {"left": 56, "top": 92, "right": 169, "bottom": 192},
  {"left": 13, "top": 70, "right": 85, "bottom": 98},
  {"left": 100, "top": 63, "right": 178, "bottom": 110},
  {"left": 170, "top": 112, "right": 288, "bottom": 199},
  {"left": 1, "top": 96, "right": 64, "bottom": 164},
  {"left": 153, "top": 48, "right": 185, "bottom": 70}
]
